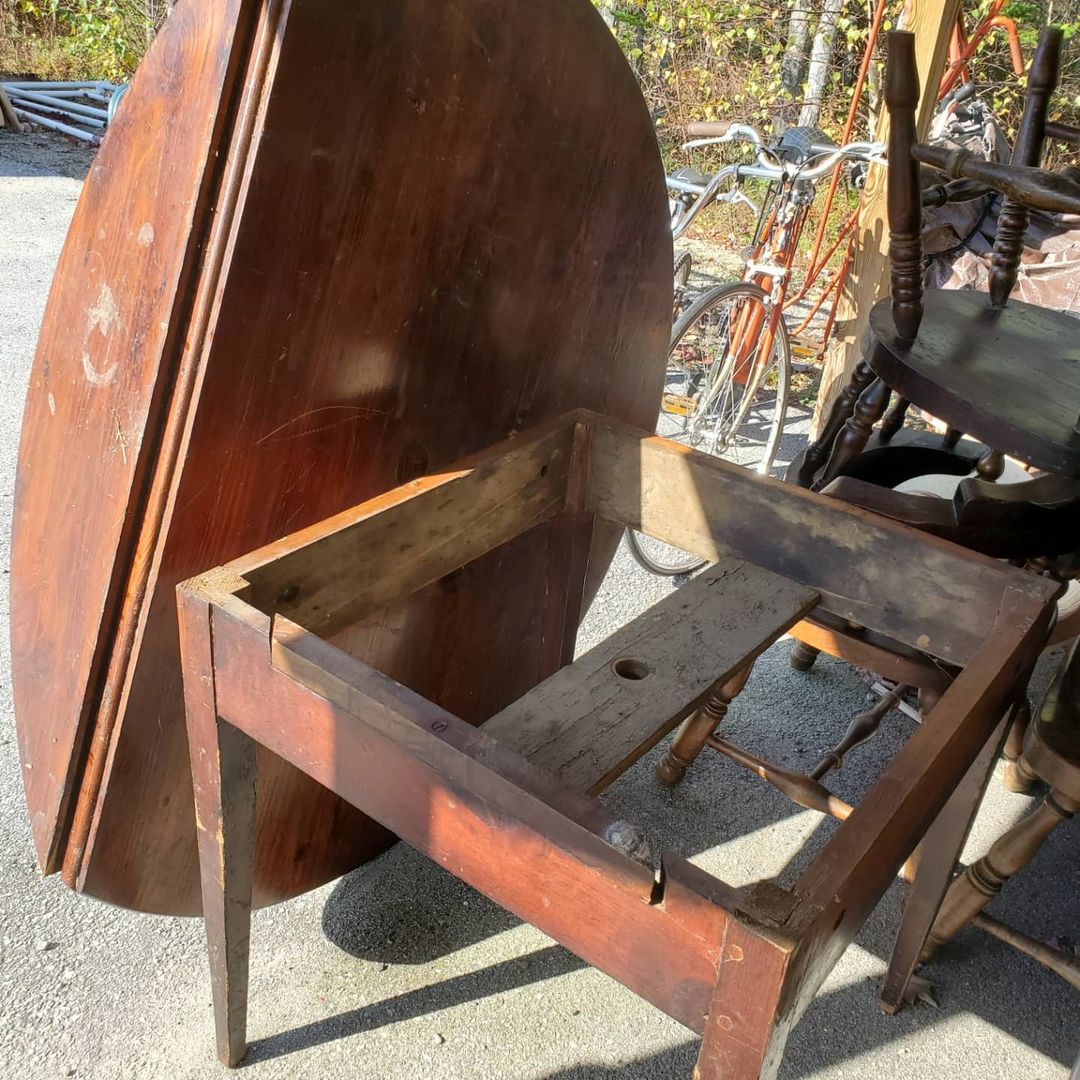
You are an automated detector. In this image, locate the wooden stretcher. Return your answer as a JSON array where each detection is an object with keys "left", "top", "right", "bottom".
[{"left": 178, "top": 410, "right": 1059, "bottom": 1079}]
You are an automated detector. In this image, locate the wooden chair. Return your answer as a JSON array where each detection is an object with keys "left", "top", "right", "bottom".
[
  {"left": 903, "top": 638, "right": 1080, "bottom": 996},
  {"left": 656, "top": 26, "right": 1080, "bottom": 1016},
  {"left": 794, "top": 26, "right": 1080, "bottom": 505},
  {"left": 694, "top": 29, "right": 1080, "bottom": 814},
  {"left": 783, "top": 25, "right": 1080, "bottom": 1013},
  {"left": 178, "top": 411, "right": 1060, "bottom": 1079}
]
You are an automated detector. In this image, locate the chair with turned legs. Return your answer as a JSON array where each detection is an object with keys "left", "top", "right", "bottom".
[
  {"left": 794, "top": 25, "right": 1080, "bottom": 499},
  {"left": 766, "top": 27, "right": 1080, "bottom": 771},
  {"left": 655, "top": 26, "right": 1080, "bottom": 1017},
  {"left": 798, "top": 25, "right": 1080, "bottom": 1014},
  {"left": 890, "top": 638, "right": 1080, "bottom": 1000}
]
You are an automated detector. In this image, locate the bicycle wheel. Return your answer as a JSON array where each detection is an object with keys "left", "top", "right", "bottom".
[
  {"left": 627, "top": 282, "right": 791, "bottom": 576},
  {"left": 666, "top": 281, "right": 790, "bottom": 473},
  {"left": 673, "top": 249, "right": 693, "bottom": 320}
]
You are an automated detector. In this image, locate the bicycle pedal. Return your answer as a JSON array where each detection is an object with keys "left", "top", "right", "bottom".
[{"left": 661, "top": 393, "right": 694, "bottom": 417}]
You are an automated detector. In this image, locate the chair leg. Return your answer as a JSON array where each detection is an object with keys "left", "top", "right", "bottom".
[
  {"left": 1001, "top": 698, "right": 1037, "bottom": 794},
  {"left": 878, "top": 706, "right": 1012, "bottom": 1014},
  {"left": 789, "top": 639, "right": 820, "bottom": 672},
  {"left": 879, "top": 396, "right": 909, "bottom": 442},
  {"left": 817, "top": 376, "right": 891, "bottom": 490},
  {"left": 787, "top": 359, "right": 876, "bottom": 488},
  {"left": 922, "top": 785, "right": 1079, "bottom": 961},
  {"left": 656, "top": 666, "right": 753, "bottom": 787},
  {"left": 179, "top": 590, "right": 257, "bottom": 1068}
]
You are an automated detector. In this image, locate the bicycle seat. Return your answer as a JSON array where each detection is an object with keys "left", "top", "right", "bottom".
[{"left": 670, "top": 165, "right": 712, "bottom": 188}]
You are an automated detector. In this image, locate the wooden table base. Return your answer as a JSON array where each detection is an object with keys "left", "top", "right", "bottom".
[{"left": 178, "top": 412, "right": 1057, "bottom": 1078}]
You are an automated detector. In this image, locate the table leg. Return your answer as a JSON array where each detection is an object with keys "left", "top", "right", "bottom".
[
  {"left": 878, "top": 705, "right": 1011, "bottom": 1013},
  {"left": 180, "top": 589, "right": 257, "bottom": 1067}
]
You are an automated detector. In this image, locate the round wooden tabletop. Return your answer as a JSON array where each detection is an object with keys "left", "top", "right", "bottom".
[{"left": 11, "top": 0, "right": 672, "bottom": 914}]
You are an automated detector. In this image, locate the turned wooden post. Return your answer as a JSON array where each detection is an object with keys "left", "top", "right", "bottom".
[
  {"left": 884, "top": 31, "right": 924, "bottom": 346},
  {"left": 810, "top": 685, "right": 907, "bottom": 780},
  {"left": 812, "top": 0, "right": 962, "bottom": 435},
  {"left": 975, "top": 912, "right": 1080, "bottom": 991},
  {"left": 708, "top": 736, "right": 853, "bottom": 822},
  {"left": 989, "top": 27, "right": 1063, "bottom": 307},
  {"left": 816, "top": 375, "right": 891, "bottom": 490},
  {"left": 879, "top": 396, "right": 910, "bottom": 442},
  {"left": 656, "top": 667, "right": 752, "bottom": 788},
  {"left": 788, "top": 360, "right": 877, "bottom": 488},
  {"left": 789, "top": 639, "right": 820, "bottom": 672},
  {"left": 1001, "top": 698, "right": 1037, "bottom": 794},
  {"left": 921, "top": 787, "right": 1080, "bottom": 960}
]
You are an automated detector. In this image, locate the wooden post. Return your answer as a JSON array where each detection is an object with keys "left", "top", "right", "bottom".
[
  {"left": 813, "top": 0, "right": 962, "bottom": 434},
  {"left": 0, "top": 86, "right": 23, "bottom": 134}
]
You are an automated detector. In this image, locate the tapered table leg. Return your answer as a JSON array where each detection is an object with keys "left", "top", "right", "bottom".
[
  {"left": 179, "top": 588, "right": 258, "bottom": 1067},
  {"left": 879, "top": 706, "right": 1012, "bottom": 1013}
]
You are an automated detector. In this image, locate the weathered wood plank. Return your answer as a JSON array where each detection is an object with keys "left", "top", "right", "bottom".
[
  {"left": 206, "top": 595, "right": 740, "bottom": 1034},
  {"left": 236, "top": 419, "right": 575, "bottom": 635},
  {"left": 485, "top": 559, "right": 819, "bottom": 794},
  {"left": 584, "top": 415, "right": 1058, "bottom": 665}
]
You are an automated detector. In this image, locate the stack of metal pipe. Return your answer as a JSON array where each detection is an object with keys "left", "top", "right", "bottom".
[{"left": 1, "top": 81, "right": 128, "bottom": 144}]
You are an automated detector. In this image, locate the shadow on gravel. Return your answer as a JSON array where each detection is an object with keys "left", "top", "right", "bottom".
[{"left": 241, "top": 944, "right": 587, "bottom": 1065}]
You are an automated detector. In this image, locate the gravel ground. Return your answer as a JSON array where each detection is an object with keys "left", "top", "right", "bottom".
[{"left": 1, "top": 130, "right": 1077, "bottom": 1080}]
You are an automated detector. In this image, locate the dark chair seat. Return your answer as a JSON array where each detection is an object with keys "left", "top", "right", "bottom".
[{"left": 867, "top": 288, "right": 1080, "bottom": 476}]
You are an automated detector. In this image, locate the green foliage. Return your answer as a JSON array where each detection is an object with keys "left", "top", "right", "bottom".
[
  {"left": 0, "top": 0, "right": 161, "bottom": 80},
  {"left": 595, "top": 0, "right": 1080, "bottom": 163}
]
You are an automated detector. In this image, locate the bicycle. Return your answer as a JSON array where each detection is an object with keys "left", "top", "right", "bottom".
[{"left": 628, "top": 122, "right": 884, "bottom": 575}]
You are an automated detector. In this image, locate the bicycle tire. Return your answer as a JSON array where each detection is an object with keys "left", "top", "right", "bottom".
[
  {"left": 627, "top": 282, "right": 791, "bottom": 577},
  {"left": 673, "top": 249, "right": 693, "bottom": 319},
  {"left": 671, "top": 281, "right": 791, "bottom": 474}
]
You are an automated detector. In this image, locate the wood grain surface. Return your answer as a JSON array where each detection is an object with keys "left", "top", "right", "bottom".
[
  {"left": 486, "top": 559, "right": 818, "bottom": 794},
  {"left": 11, "top": 0, "right": 672, "bottom": 914},
  {"left": 867, "top": 289, "right": 1080, "bottom": 476}
]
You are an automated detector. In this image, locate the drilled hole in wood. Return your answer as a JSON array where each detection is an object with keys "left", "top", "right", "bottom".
[
  {"left": 540, "top": 464, "right": 548, "bottom": 477},
  {"left": 612, "top": 657, "right": 651, "bottom": 681}
]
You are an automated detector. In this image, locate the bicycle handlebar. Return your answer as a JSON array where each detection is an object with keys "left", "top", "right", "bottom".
[
  {"left": 668, "top": 131, "right": 884, "bottom": 240},
  {"left": 687, "top": 120, "right": 732, "bottom": 138},
  {"left": 683, "top": 119, "right": 884, "bottom": 176},
  {"left": 696, "top": 141, "right": 884, "bottom": 183}
]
